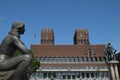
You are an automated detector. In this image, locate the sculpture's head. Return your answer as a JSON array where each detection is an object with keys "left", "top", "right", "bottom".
[
  {"left": 107, "top": 42, "right": 111, "bottom": 48},
  {"left": 9, "top": 21, "right": 25, "bottom": 35},
  {"left": 12, "top": 21, "right": 25, "bottom": 34}
]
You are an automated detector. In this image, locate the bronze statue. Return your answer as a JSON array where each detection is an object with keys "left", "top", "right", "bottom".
[
  {"left": 0, "top": 21, "right": 32, "bottom": 80},
  {"left": 105, "top": 42, "right": 117, "bottom": 61}
]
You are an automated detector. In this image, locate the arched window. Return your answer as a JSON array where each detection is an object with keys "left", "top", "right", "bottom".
[
  {"left": 90, "top": 57, "right": 93, "bottom": 62},
  {"left": 99, "top": 57, "right": 102, "bottom": 62},
  {"left": 81, "top": 73, "right": 85, "bottom": 78},
  {"left": 91, "top": 73, "right": 94, "bottom": 78},
  {"left": 94, "top": 57, "right": 97, "bottom": 62},
  {"left": 85, "top": 57, "right": 88, "bottom": 62},
  {"left": 86, "top": 73, "right": 90, "bottom": 78}
]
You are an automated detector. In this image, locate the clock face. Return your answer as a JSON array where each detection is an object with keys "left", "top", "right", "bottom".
[{"left": 79, "top": 33, "right": 83, "bottom": 38}]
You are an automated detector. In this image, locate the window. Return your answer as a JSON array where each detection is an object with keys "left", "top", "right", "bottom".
[
  {"left": 71, "top": 57, "right": 75, "bottom": 63},
  {"left": 43, "top": 73, "right": 47, "bottom": 78},
  {"left": 50, "top": 40, "right": 53, "bottom": 44},
  {"left": 67, "top": 57, "right": 71, "bottom": 63},
  {"left": 95, "top": 72, "right": 99, "bottom": 78},
  {"left": 99, "top": 57, "right": 102, "bottom": 62},
  {"left": 94, "top": 57, "right": 97, "bottom": 62},
  {"left": 53, "top": 57, "right": 57, "bottom": 63},
  {"left": 75, "top": 57, "right": 79, "bottom": 62},
  {"left": 86, "top": 73, "right": 90, "bottom": 78},
  {"left": 67, "top": 75, "right": 71, "bottom": 79},
  {"left": 81, "top": 40, "right": 83, "bottom": 44},
  {"left": 91, "top": 73, "right": 94, "bottom": 78},
  {"left": 76, "top": 72, "right": 80, "bottom": 78},
  {"left": 78, "top": 40, "right": 80, "bottom": 44},
  {"left": 49, "top": 57, "right": 53, "bottom": 63},
  {"left": 40, "top": 57, "right": 44, "bottom": 62},
  {"left": 81, "top": 73, "right": 85, "bottom": 78},
  {"left": 80, "top": 57, "right": 84, "bottom": 62},
  {"left": 57, "top": 57, "right": 61, "bottom": 63},
  {"left": 90, "top": 57, "right": 93, "bottom": 62},
  {"left": 44, "top": 57, "right": 48, "bottom": 63},
  {"left": 89, "top": 47, "right": 92, "bottom": 56},
  {"left": 62, "top": 57, "right": 66, "bottom": 63},
  {"left": 72, "top": 75, "right": 75, "bottom": 79},
  {"left": 85, "top": 57, "right": 88, "bottom": 62},
  {"left": 104, "top": 72, "right": 108, "bottom": 78}
]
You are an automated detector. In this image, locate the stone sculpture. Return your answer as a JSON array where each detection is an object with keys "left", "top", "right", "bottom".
[{"left": 0, "top": 21, "right": 32, "bottom": 80}]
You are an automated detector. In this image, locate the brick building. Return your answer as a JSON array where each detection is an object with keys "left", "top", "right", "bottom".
[{"left": 30, "top": 29, "right": 109, "bottom": 80}]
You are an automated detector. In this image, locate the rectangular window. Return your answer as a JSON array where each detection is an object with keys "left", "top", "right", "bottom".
[
  {"left": 62, "top": 57, "right": 66, "bottom": 63},
  {"left": 67, "top": 57, "right": 71, "bottom": 63},
  {"left": 49, "top": 57, "right": 53, "bottom": 63},
  {"left": 75, "top": 57, "right": 79, "bottom": 62},
  {"left": 40, "top": 57, "right": 44, "bottom": 63},
  {"left": 53, "top": 57, "right": 57, "bottom": 63},
  {"left": 57, "top": 57, "right": 61, "bottom": 63},
  {"left": 80, "top": 57, "right": 84, "bottom": 62},
  {"left": 44, "top": 57, "right": 48, "bottom": 63},
  {"left": 71, "top": 57, "right": 75, "bottom": 63}
]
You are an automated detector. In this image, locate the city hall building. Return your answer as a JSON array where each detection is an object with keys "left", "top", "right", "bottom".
[{"left": 30, "top": 29, "right": 109, "bottom": 80}]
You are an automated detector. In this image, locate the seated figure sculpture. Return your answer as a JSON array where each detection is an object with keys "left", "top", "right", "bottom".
[{"left": 0, "top": 21, "right": 32, "bottom": 80}]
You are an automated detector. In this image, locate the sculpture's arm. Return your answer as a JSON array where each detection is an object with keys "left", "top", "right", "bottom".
[{"left": 12, "top": 36, "right": 30, "bottom": 54}]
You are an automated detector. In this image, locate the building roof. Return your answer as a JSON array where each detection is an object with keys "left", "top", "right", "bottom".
[{"left": 31, "top": 44, "right": 105, "bottom": 57}]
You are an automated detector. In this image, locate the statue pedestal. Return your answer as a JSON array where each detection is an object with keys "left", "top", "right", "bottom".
[{"left": 108, "top": 60, "right": 119, "bottom": 80}]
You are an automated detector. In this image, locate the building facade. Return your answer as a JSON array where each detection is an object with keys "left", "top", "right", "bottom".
[{"left": 30, "top": 29, "right": 110, "bottom": 80}]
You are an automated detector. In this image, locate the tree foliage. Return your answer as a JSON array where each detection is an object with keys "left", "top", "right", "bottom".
[{"left": 13, "top": 49, "right": 40, "bottom": 73}]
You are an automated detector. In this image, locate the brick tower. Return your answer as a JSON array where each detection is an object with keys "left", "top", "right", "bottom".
[
  {"left": 41, "top": 29, "right": 54, "bottom": 44},
  {"left": 74, "top": 29, "right": 89, "bottom": 45}
]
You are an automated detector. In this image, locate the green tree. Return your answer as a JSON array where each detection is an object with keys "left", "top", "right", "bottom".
[{"left": 13, "top": 49, "right": 40, "bottom": 73}]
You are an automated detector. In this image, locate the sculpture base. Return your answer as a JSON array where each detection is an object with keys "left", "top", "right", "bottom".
[{"left": 108, "top": 60, "right": 119, "bottom": 64}]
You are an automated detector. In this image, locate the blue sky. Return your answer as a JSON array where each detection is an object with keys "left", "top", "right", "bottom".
[{"left": 0, "top": 0, "right": 120, "bottom": 52}]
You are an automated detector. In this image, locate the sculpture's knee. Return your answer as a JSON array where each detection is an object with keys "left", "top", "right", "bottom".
[{"left": 24, "top": 54, "right": 32, "bottom": 63}]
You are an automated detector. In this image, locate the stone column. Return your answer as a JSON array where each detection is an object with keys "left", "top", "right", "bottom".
[
  {"left": 110, "top": 64, "right": 116, "bottom": 80},
  {"left": 70, "top": 74, "right": 72, "bottom": 80},
  {"left": 108, "top": 60, "right": 119, "bottom": 80},
  {"left": 66, "top": 74, "right": 67, "bottom": 80},
  {"left": 114, "top": 64, "right": 119, "bottom": 80},
  {"left": 47, "top": 73, "right": 49, "bottom": 80}
]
